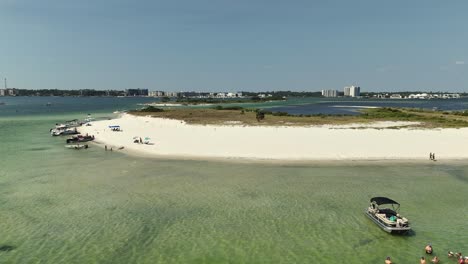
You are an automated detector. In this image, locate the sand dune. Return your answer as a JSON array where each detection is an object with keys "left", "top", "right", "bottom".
[{"left": 79, "top": 114, "right": 468, "bottom": 161}]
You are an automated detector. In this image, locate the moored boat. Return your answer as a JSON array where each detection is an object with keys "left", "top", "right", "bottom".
[
  {"left": 64, "top": 119, "right": 83, "bottom": 127},
  {"left": 51, "top": 127, "right": 79, "bottom": 136},
  {"left": 66, "top": 135, "right": 95, "bottom": 143},
  {"left": 365, "top": 197, "right": 411, "bottom": 234}
]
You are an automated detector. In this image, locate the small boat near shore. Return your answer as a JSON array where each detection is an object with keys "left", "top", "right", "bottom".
[
  {"left": 65, "top": 144, "right": 89, "bottom": 150},
  {"left": 365, "top": 197, "right": 411, "bottom": 234},
  {"left": 51, "top": 127, "right": 79, "bottom": 136},
  {"left": 66, "top": 134, "right": 95, "bottom": 143}
]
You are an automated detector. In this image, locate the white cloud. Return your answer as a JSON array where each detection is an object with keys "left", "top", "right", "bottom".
[{"left": 455, "top": 61, "right": 465, "bottom": 65}]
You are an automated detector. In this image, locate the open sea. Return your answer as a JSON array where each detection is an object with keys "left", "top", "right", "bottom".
[{"left": 1, "top": 97, "right": 467, "bottom": 263}]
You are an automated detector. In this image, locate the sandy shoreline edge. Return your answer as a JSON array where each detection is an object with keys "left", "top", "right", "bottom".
[{"left": 79, "top": 114, "right": 468, "bottom": 163}]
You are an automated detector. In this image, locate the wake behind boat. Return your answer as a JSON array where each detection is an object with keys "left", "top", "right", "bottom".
[
  {"left": 365, "top": 197, "right": 411, "bottom": 234},
  {"left": 65, "top": 144, "right": 89, "bottom": 150}
]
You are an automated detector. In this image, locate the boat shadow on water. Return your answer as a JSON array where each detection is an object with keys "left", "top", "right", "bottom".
[{"left": 0, "top": 245, "right": 15, "bottom": 252}]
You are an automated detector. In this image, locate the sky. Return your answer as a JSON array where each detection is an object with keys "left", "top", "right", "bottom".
[{"left": 0, "top": 0, "right": 467, "bottom": 92}]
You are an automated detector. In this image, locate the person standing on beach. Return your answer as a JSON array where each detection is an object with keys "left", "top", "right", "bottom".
[
  {"left": 432, "top": 153, "right": 436, "bottom": 161},
  {"left": 429, "top": 153, "right": 432, "bottom": 160},
  {"left": 105, "top": 145, "right": 107, "bottom": 151}
]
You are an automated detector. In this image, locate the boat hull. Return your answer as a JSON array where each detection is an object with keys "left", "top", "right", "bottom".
[
  {"left": 365, "top": 210, "right": 411, "bottom": 234},
  {"left": 66, "top": 137, "right": 94, "bottom": 143}
]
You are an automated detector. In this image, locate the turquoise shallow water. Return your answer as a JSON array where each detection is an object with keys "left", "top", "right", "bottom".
[{"left": 1, "top": 98, "right": 468, "bottom": 263}]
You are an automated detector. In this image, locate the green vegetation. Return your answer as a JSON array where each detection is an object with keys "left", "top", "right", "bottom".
[
  {"left": 161, "top": 96, "right": 171, "bottom": 102},
  {"left": 361, "top": 107, "right": 417, "bottom": 119},
  {"left": 452, "top": 110, "right": 468, "bottom": 116},
  {"left": 138, "top": 106, "right": 165, "bottom": 112},
  {"left": 213, "top": 105, "right": 244, "bottom": 110},
  {"left": 130, "top": 106, "right": 468, "bottom": 128}
]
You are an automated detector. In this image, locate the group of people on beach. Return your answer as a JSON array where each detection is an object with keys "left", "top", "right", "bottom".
[
  {"left": 429, "top": 152, "right": 436, "bottom": 161},
  {"left": 385, "top": 244, "right": 468, "bottom": 264}
]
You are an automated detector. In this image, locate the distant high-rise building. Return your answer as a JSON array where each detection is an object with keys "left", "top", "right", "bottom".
[
  {"left": 344, "top": 86, "right": 351, "bottom": 96},
  {"left": 0, "top": 89, "right": 5, "bottom": 96},
  {"left": 149, "top": 91, "right": 165, "bottom": 97},
  {"left": 344, "top": 86, "right": 360, "bottom": 97},
  {"left": 321, "top": 89, "right": 338, "bottom": 97},
  {"left": 350, "top": 86, "right": 360, "bottom": 97},
  {"left": 165, "top": 92, "right": 179, "bottom": 97}
]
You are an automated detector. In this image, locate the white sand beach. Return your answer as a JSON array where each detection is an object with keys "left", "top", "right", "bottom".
[{"left": 79, "top": 114, "right": 468, "bottom": 161}]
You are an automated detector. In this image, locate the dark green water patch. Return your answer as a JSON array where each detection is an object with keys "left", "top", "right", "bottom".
[
  {"left": 357, "top": 238, "right": 373, "bottom": 248},
  {"left": 0, "top": 245, "right": 15, "bottom": 252},
  {"left": 27, "top": 147, "right": 52, "bottom": 152},
  {"left": 438, "top": 166, "right": 468, "bottom": 184}
]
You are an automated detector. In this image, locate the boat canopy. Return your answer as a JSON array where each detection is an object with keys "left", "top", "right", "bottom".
[
  {"left": 108, "top": 125, "right": 120, "bottom": 128},
  {"left": 370, "top": 197, "right": 400, "bottom": 205}
]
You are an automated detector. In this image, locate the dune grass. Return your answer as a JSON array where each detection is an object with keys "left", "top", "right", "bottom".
[{"left": 130, "top": 107, "right": 468, "bottom": 128}]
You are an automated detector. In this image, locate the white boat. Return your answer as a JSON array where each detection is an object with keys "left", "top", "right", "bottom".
[
  {"left": 51, "top": 127, "right": 79, "bottom": 136},
  {"left": 64, "top": 119, "right": 83, "bottom": 127},
  {"left": 365, "top": 197, "right": 411, "bottom": 234}
]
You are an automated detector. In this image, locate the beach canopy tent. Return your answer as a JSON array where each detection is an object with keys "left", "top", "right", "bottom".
[
  {"left": 108, "top": 125, "right": 120, "bottom": 128},
  {"left": 109, "top": 125, "right": 121, "bottom": 131},
  {"left": 370, "top": 197, "right": 399, "bottom": 205}
]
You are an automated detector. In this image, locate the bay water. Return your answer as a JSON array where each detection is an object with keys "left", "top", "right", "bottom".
[{"left": 0, "top": 97, "right": 467, "bottom": 263}]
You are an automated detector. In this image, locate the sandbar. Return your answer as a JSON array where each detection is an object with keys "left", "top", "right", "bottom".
[{"left": 79, "top": 114, "right": 468, "bottom": 161}]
